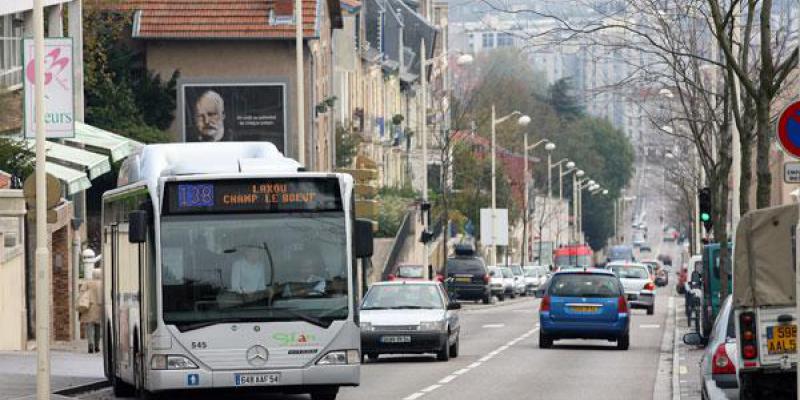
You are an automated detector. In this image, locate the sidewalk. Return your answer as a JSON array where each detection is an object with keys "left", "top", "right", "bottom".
[
  {"left": 0, "top": 345, "right": 105, "bottom": 400},
  {"left": 672, "top": 294, "right": 705, "bottom": 400}
]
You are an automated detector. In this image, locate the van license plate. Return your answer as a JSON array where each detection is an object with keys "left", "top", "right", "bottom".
[
  {"left": 767, "top": 325, "right": 797, "bottom": 355},
  {"left": 235, "top": 373, "right": 281, "bottom": 386},
  {"left": 380, "top": 335, "right": 411, "bottom": 343}
]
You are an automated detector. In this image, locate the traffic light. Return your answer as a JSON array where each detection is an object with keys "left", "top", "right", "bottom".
[{"left": 698, "top": 187, "right": 712, "bottom": 233}]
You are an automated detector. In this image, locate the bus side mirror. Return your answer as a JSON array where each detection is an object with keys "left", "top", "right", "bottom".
[
  {"left": 128, "top": 211, "right": 148, "bottom": 243},
  {"left": 355, "top": 218, "right": 374, "bottom": 258}
]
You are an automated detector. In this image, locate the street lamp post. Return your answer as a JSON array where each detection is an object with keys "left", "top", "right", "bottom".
[
  {"left": 522, "top": 135, "right": 550, "bottom": 265},
  {"left": 490, "top": 106, "right": 530, "bottom": 265},
  {"left": 419, "top": 40, "right": 473, "bottom": 276},
  {"left": 576, "top": 179, "right": 595, "bottom": 241},
  {"left": 572, "top": 169, "right": 585, "bottom": 242}
]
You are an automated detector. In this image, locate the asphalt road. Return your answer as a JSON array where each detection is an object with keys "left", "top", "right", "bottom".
[{"left": 79, "top": 288, "right": 672, "bottom": 400}]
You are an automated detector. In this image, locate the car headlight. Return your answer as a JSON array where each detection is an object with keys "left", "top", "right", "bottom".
[
  {"left": 419, "top": 320, "right": 446, "bottom": 331},
  {"left": 316, "top": 350, "right": 360, "bottom": 365},
  {"left": 151, "top": 354, "right": 198, "bottom": 370},
  {"left": 360, "top": 321, "right": 375, "bottom": 332}
]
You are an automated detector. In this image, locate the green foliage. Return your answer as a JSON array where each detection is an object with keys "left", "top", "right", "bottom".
[
  {"left": 335, "top": 123, "right": 361, "bottom": 168},
  {"left": 0, "top": 137, "right": 34, "bottom": 185},
  {"left": 375, "top": 191, "right": 414, "bottom": 238},
  {"left": 83, "top": 7, "right": 175, "bottom": 144},
  {"left": 547, "top": 78, "right": 584, "bottom": 119}
]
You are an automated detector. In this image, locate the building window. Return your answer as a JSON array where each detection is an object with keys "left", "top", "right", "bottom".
[
  {"left": 496, "top": 33, "right": 513, "bottom": 47},
  {"left": 482, "top": 32, "right": 494, "bottom": 49}
]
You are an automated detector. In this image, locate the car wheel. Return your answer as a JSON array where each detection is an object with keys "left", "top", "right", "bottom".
[
  {"left": 482, "top": 295, "right": 491, "bottom": 304},
  {"left": 539, "top": 331, "right": 553, "bottom": 349},
  {"left": 498, "top": 294, "right": 505, "bottom": 301},
  {"left": 510, "top": 291, "right": 517, "bottom": 299},
  {"left": 449, "top": 335, "right": 459, "bottom": 358},
  {"left": 437, "top": 339, "right": 451, "bottom": 361},
  {"left": 310, "top": 388, "right": 339, "bottom": 400},
  {"left": 647, "top": 305, "right": 654, "bottom": 315},
  {"left": 366, "top": 353, "right": 379, "bottom": 362},
  {"left": 617, "top": 333, "right": 630, "bottom": 350}
]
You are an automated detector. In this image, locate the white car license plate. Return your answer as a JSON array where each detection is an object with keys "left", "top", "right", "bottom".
[
  {"left": 235, "top": 373, "right": 281, "bottom": 386},
  {"left": 380, "top": 335, "right": 411, "bottom": 343}
]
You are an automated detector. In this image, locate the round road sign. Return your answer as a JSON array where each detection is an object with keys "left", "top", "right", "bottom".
[{"left": 777, "top": 100, "right": 800, "bottom": 158}]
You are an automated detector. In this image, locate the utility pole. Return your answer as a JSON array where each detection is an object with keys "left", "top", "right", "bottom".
[
  {"left": 33, "top": 0, "right": 51, "bottom": 398},
  {"left": 421, "top": 38, "right": 429, "bottom": 276},
  {"left": 295, "top": 0, "right": 306, "bottom": 166}
]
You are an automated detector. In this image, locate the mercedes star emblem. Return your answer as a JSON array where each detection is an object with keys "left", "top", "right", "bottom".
[{"left": 246, "top": 345, "right": 269, "bottom": 367}]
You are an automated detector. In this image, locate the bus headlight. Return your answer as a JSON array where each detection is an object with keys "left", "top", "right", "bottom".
[
  {"left": 360, "top": 322, "right": 375, "bottom": 332},
  {"left": 316, "top": 350, "right": 360, "bottom": 365},
  {"left": 151, "top": 355, "right": 199, "bottom": 370},
  {"left": 419, "top": 320, "right": 445, "bottom": 332}
]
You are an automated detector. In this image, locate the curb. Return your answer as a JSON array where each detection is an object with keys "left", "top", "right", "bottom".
[
  {"left": 53, "top": 380, "right": 110, "bottom": 397},
  {"left": 672, "top": 295, "right": 681, "bottom": 400},
  {"left": 654, "top": 295, "right": 676, "bottom": 400}
]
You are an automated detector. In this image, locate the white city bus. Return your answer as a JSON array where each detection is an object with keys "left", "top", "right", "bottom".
[{"left": 102, "top": 143, "right": 373, "bottom": 400}]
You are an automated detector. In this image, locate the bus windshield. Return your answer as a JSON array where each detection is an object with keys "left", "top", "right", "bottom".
[{"left": 160, "top": 212, "right": 348, "bottom": 330}]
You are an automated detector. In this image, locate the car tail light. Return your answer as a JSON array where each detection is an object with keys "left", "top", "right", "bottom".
[
  {"left": 617, "top": 296, "right": 628, "bottom": 313},
  {"left": 739, "top": 311, "right": 758, "bottom": 360},
  {"left": 644, "top": 282, "right": 655, "bottom": 291},
  {"left": 712, "top": 344, "right": 736, "bottom": 375},
  {"left": 436, "top": 274, "right": 444, "bottom": 282},
  {"left": 387, "top": 274, "right": 396, "bottom": 281},
  {"left": 483, "top": 274, "right": 491, "bottom": 284},
  {"left": 540, "top": 295, "right": 551, "bottom": 312}
]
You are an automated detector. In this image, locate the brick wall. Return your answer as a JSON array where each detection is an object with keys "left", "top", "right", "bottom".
[{"left": 51, "top": 227, "right": 71, "bottom": 341}]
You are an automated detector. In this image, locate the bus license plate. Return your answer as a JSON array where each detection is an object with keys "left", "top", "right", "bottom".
[
  {"left": 767, "top": 325, "right": 797, "bottom": 355},
  {"left": 235, "top": 373, "right": 281, "bottom": 386},
  {"left": 380, "top": 335, "right": 411, "bottom": 343}
]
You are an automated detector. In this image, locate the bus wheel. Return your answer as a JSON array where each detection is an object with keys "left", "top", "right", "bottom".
[{"left": 311, "top": 387, "right": 339, "bottom": 400}]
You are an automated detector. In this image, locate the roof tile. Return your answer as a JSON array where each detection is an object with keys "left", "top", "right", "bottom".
[{"left": 102, "top": 0, "right": 323, "bottom": 39}]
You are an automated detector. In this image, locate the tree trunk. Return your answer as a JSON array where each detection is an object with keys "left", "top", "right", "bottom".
[
  {"left": 739, "top": 131, "right": 752, "bottom": 215},
  {"left": 714, "top": 178, "right": 731, "bottom": 300},
  {"left": 755, "top": 96, "right": 772, "bottom": 208}
]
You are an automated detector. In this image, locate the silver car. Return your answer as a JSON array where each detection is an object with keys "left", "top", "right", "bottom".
[
  {"left": 606, "top": 262, "right": 656, "bottom": 315},
  {"left": 359, "top": 281, "right": 461, "bottom": 362},
  {"left": 684, "top": 296, "right": 739, "bottom": 400}
]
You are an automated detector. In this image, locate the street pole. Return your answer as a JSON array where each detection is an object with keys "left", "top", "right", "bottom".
[
  {"left": 572, "top": 173, "right": 577, "bottom": 243},
  {"left": 547, "top": 151, "right": 553, "bottom": 198},
  {"left": 490, "top": 104, "right": 497, "bottom": 266},
  {"left": 33, "top": 0, "right": 51, "bottom": 398},
  {"left": 295, "top": 0, "right": 306, "bottom": 166},
  {"left": 523, "top": 132, "right": 528, "bottom": 266},
  {"left": 421, "top": 39, "right": 429, "bottom": 276},
  {"left": 614, "top": 199, "right": 618, "bottom": 244}
]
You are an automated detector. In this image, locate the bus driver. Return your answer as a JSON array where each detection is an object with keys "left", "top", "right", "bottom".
[{"left": 231, "top": 247, "right": 267, "bottom": 294}]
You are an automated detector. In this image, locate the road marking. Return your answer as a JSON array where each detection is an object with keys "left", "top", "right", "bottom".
[
  {"left": 401, "top": 326, "right": 541, "bottom": 399},
  {"left": 482, "top": 324, "right": 505, "bottom": 328},
  {"left": 679, "top": 366, "right": 688, "bottom": 375},
  {"left": 421, "top": 385, "right": 441, "bottom": 393},
  {"left": 640, "top": 324, "right": 662, "bottom": 329}
]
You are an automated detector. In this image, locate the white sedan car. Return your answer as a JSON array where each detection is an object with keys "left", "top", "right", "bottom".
[
  {"left": 523, "top": 265, "right": 549, "bottom": 295},
  {"left": 606, "top": 262, "right": 656, "bottom": 315}
]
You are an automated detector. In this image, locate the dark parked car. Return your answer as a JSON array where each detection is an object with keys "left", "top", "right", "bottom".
[{"left": 445, "top": 253, "right": 491, "bottom": 304}]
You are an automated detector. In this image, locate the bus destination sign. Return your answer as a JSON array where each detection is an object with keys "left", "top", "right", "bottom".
[{"left": 165, "top": 178, "right": 342, "bottom": 214}]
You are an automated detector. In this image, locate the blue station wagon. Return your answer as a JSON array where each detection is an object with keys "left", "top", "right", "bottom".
[{"left": 536, "top": 269, "right": 631, "bottom": 350}]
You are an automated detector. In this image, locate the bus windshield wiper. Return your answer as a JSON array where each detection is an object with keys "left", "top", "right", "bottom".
[
  {"left": 173, "top": 317, "right": 262, "bottom": 332},
  {"left": 272, "top": 307, "right": 332, "bottom": 328}
]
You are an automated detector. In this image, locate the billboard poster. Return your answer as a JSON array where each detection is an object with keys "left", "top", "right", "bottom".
[
  {"left": 23, "top": 38, "right": 75, "bottom": 138},
  {"left": 181, "top": 83, "right": 286, "bottom": 152}
]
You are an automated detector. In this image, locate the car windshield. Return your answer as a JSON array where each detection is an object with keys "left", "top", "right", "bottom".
[
  {"left": 160, "top": 213, "right": 348, "bottom": 329},
  {"left": 609, "top": 247, "right": 633, "bottom": 261},
  {"left": 500, "top": 268, "right": 513, "bottom": 278},
  {"left": 398, "top": 266, "right": 424, "bottom": 278},
  {"left": 447, "top": 258, "right": 484, "bottom": 274},
  {"left": 524, "top": 268, "right": 541, "bottom": 277},
  {"left": 548, "top": 274, "right": 621, "bottom": 298},
  {"left": 361, "top": 284, "right": 444, "bottom": 309},
  {"left": 509, "top": 265, "right": 523, "bottom": 275},
  {"left": 608, "top": 265, "right": 649, "bottom": 279}
]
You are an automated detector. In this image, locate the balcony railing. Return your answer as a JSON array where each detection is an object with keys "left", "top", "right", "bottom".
[{"left": 1, "top": 34, "right": 23, "bottom": 91}]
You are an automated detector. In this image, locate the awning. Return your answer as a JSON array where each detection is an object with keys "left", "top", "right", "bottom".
[
  {"left": 45, "top": 162, "right": 92, "bottom": 195},
  {"left": 64, "top": 122, "right": 140, "bottom": 162},
  {"left": 27, "top": 139, "right": 112, "bottom": 179}
]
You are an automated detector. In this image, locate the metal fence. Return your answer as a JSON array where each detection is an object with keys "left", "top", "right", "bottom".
[{"left": 1, "top": 31, "right": 23, "bottom": 91}]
